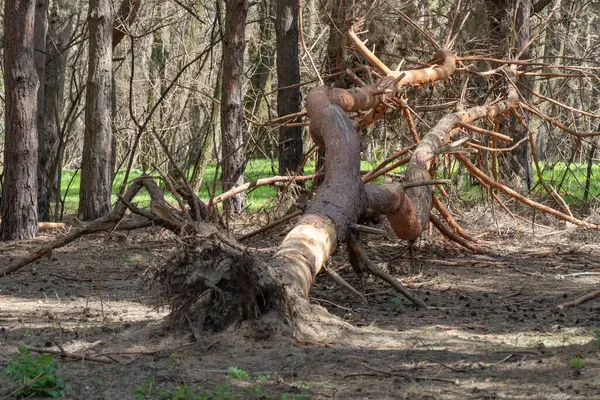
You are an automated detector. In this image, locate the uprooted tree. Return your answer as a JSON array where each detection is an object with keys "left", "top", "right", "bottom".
[{"left": 3, "top": 19, "right": 600, "bottom": 336}]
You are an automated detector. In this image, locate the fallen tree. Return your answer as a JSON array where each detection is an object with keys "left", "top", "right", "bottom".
[{"left": 5, "top": 20, "right": 600, "bottom": 335}]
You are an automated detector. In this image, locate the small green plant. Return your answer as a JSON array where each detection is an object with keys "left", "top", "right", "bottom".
[
  {"left": 132, "top": 377, "right": 156, "bottom": 399},
  {"left": 390, "top": 297, "right": 403, "bottom": 312},
  {"left": 570, "top": 357, "right": 585, "bottom": 371},
  {"left": 203, "top": 381, "right": 237, "bottom": 400},
  {"left": 593, "top": 329, "right": 600, "bottom": 346},
  {"left": 161, "top": 385, "right": 197, "bottom": 400},
  {"left": 227, "top": 367, "right": 249, "bottom": 380},
  {"left": 1, "top": 346, "right": 66, "bottom": 398}
]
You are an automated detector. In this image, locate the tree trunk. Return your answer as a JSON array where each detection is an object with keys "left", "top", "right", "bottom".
[
  {"left": 34, "top": 0, "right": 49, "bottom": 220},
  {"left": 111, "top": 0, "right": 142, "bottom": 179},
  {"left": 142, "top": 2, "right": 168, "bottom": 171},
  {"left": 37, "top": 0, "right": 75, "bottom": 222},
  {"left": 245, "top": 0, "right": 275, "bottom": 156},
  {"left": 506, "top": 0, "right": 533, "bottom": 191},
  {"left": 79, "top": 0, "right": 114, "bottom": 220},
  {"left": 220, "top": 0, "right": 248, "bottom": 213},
  {"left": 2, "top": 0, "right": 39, "bottom": 240},
  {"left": 276, "top": 0, "right": 303, "bottom": 175},
  {"left": 323, "top": 0, "right": 346, "bottom": 79},
  {"left": 189, "top": 69, "right": 221, "bottom": 192},
  {"left": 489, "top": 0, "right": 533, "bottom": 191}
]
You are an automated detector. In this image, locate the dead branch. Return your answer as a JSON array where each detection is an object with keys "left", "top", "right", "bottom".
[
  {"left": 362, "top": 144, "right": 416, "bottom": 180},
  {"left": 0, "top": 220, "right": 64, "bottom": 230},
  {"left": 0, "top": 219, "right": 152, "bottom": 277},
  {"left": 213, "top": 175, "right": 314, "bottom": 204},
  {"left": 393, "top": 65, "right": 519, "bottom": 240},
  {"left": 324, "top": 267, "right": 368, "bottom": 305},
  {"left": 430, "top": 215, "right": 484, "bottom": 254},
  {"left": 346, "top": 234, "right": 426, "bottom": 308},
  {"left": 28, "top": 347, "right": 116, "bottom": 364},
  {"left": 348, "top": 20, "right": 456, "bottom": 89},
  {"left": 0, "top": 176, "right": 209, "bottom": 277},
  {"left": 431, "top": 195, "right": 478, "bottom": 243},
  {"left": 558, "top": 288, "right": 600, "bottom": 309},
  {"left": 237, "top": 210, "right": 303, "bottom": 241},
  {"left": 457, "top": 122, "right": 512, "bottom": 142},
  {"left": 456, "top": 154, "right": 599, "bottom": 230}
]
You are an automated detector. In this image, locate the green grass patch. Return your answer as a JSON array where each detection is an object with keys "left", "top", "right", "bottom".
[
  {"left": 57, "top": 158, "right": 598, "bottom": 216},
  {"left": 58, "top": 159, "right": 385, "bottom": 215}
]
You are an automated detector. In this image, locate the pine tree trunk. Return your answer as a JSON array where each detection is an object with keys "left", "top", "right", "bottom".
[
  {"left": 79, "top": 0, "right": 114, "bottom": 220},
  {"left": 220, "top": 0, "right": 248, "bottom": 213},
  {"left": 276, "top": 0, "right": 303, "bottom": 175},
  {"left": 34, "top": 0, "right": 49, "bottom": 220},
  {"left": 189, "top": 69, "right": 221, "bottom": 192},
  {"left": 245, "top": 0, "right": 275, "bottom": 156},
  {"left": 37, "top": 0, "right": 75, "bottom": 222},
  {"left": 2, "top": 0, "right": 39, "bottom": 240}
]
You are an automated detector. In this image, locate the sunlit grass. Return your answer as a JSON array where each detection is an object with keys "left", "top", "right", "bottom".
[{"left": 58, "top": 158, "right": 598, "bottom": 216}]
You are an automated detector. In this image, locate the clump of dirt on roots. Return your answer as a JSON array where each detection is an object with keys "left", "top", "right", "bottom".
[{"left": 145, "top": 229, "right": 280, "bottom": 333}]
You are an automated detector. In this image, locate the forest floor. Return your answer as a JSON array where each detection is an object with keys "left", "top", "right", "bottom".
[{"left": 1, "top": 204, "right": 600, "bottom": 399}]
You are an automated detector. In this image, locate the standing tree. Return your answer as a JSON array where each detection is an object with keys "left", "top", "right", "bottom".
[
  {"left": 487, "top": 0, "right": 534, "bottom": 191},
  {"left": 220, "top": 0, "right": 249, "bottom": 213},
  {"left": 276, "top": 0, "right": 303, "bottom": 175},
  {"left": 2, "top": 0, "right": 39, "bottom": 240},
  {"left": 78, "top": 0, "right": 114, "bottom": 220},
  {"left": 37, "top": 0, "right": 76, "bottom": 221},
  {"left": 34, "top": 0, "right": 49, "bottom": 221}
]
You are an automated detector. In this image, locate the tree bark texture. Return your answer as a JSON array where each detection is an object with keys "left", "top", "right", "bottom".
[
  {"left": 79, "top": 0, "right": 114, "bottom": 220},
  {"left": 246, "top": 0, "right": 275, "bottom": 154},
  {"left": 221, "top": 0, "right": 248, "bottom": 213},
  {"left": 276, "top": 0, "right": 303, "bottom": 175},
  {"left": 2, "top": 0, "right": 39, "bottom": 240},
  {"left": 40, "top": 0, "right": 76, "bottom": 221},
  {"left": 323, "top": 0, "right": 347, "bottom": 85},
  {"left": 34, "top": 0, "right": 48, "bottom": 220}
]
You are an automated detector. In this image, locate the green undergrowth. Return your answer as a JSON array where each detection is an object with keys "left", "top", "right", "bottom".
[
  {"left": 59, "top": 159, "right": 383, "bottom": 215},
  {"left": 57, "top": 158, "right": 598, "bottom": 217},
  {"left": 438, "top": 160, "right": 600, "bottom": 206},
  {"left": 1, "top": 346, "right": 66, "bottom": 398}
]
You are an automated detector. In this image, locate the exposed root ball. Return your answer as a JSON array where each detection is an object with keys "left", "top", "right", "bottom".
[{"left": 146, "top": 229, "right": 280, "bottom": 332}]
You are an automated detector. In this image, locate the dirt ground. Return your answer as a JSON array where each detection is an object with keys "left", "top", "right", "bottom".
[{"left": 1, "top": 205, "right": 599, "bottom": 399}]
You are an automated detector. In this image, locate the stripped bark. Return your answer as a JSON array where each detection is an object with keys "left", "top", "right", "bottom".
[{"left": 264, "top": 46, "right": 460, "bottom": 324}]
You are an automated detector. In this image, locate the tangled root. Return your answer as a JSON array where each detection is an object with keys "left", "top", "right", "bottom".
[{"left": 145, "top": 224, "right": 281, "bottom": 331}]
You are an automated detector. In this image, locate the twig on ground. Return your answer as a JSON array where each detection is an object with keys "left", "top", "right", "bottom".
[
  {"left": 558, "top": 288, "right": 600, "bottom": 309},
  {"left": 28, "top": 347, "right": 116, "bottom": 364},
  {"left": 347, "top": 234, "right": 426, "bottom": 308},
  {"left": 323, "top": 267, "right": 368, "bottom": 305}
]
